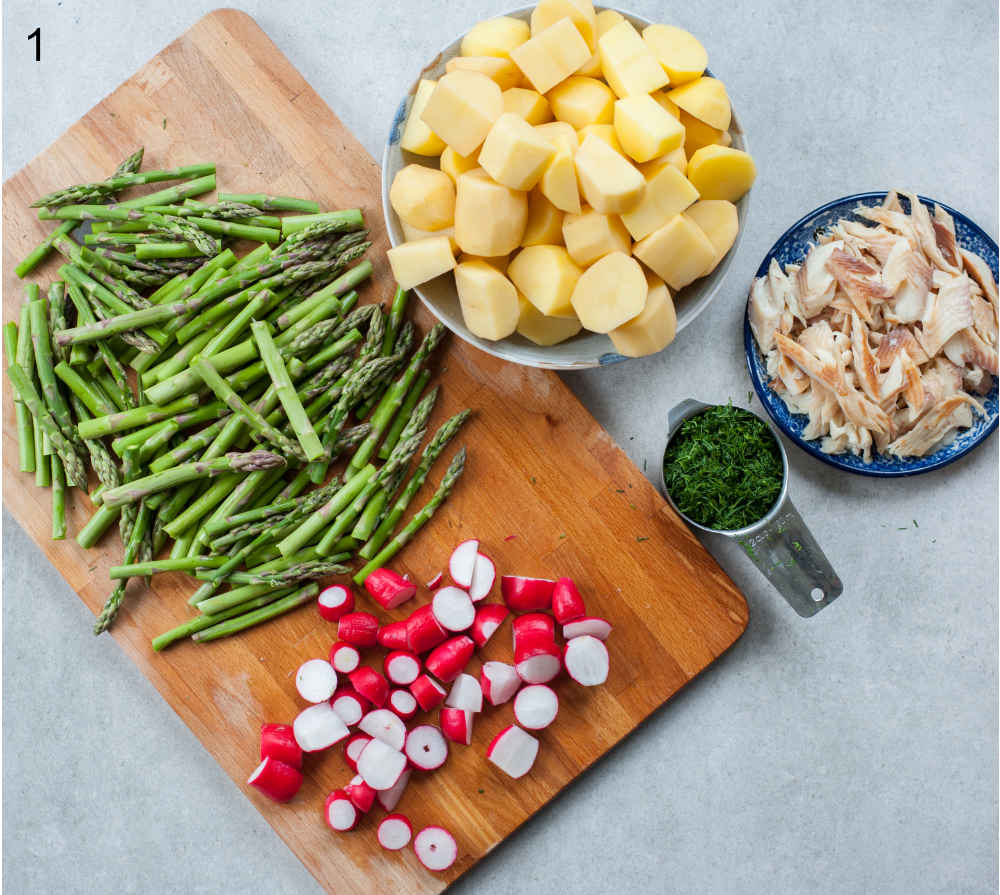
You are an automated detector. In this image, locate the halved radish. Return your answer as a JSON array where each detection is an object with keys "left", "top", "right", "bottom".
[
  {"left": 513, "top": 684, "right": 559, "bottom": 730},
  {"left": 330, "top": 687, "right": 369, "bottom": 726},
  {"left": 377, "top": 768, "right": 411, "bottom": 811},
  {"left": 378, "top": 813, "right": 413, "bottom": 851},
  {"left": 480, "top": 661, "right": 521, "bottom": 706},
  {"left": 247, "top": 756, "right": 303, "bottom": 802},
  {"left": 295, "top": 658, "right": 338, "bottom": 703},
  {"left": 562, "top": 616, "right": 612, "bottom": 641},
  {"left": 344, "top": 774, "right": 377, "bottom": 811},
  {"left": 324, "top": 789, "right": 359, "bottom": 831},
  {"left": 512, "top": 613, "right": 555, "bottom": 647},
  {"left": 329, "top": 641, "right": 361, "bottom": 674},
  {"left": 471, "top": 604, "right": 510, "bottom": 648},
  {"left": 388, "top": 688, "right": 418, "bottom": 720},
  {"left": 348, "top": 667, "right": 390, "bottom": 708},
  {"left": 343, "top": 733, "right": 372, "bottom": 772},
  {"left": 377, "top": 619, "right": 411, "bottom": 650},
  {"left": 432, "top": 586, "right": 475, "bottom": 632},
  {"left": 563, "top": 635, "right": 609, "bottom": 686},
  {"left": 404, "top": 724, "right": 449, "bottom": 771},
  {"left": 551, "top": 577, "right": 586, "bottom": 624},
  {"left": 293, "top": 702, "right": 350, "bottom": 752},
  {"left": 385, "top": 650, "right": 421, "bottom": 686},
  {"left": 449, "top": 539, "right": 480, "bottom": 587},
  {"left": 425, "top": 636, "right": 475, "bottom": 683},
  {"left": 414, "top": 826, "right": 458, "bottom": 872},
  {"left": 364, "top": 567, "right": 417, "bottom": 609},
  {"left": 410, "top": 674, "right": 447, "bottom": 712},
  {"left": 468, "top": 553, "right": 496, "bottom": 602},
  {"left": 337, "top": 611, "right": 380, "bottom": 648},
  {"left": 445, "top": 672, "right": 483, "bottom": 713},
  {"left": 486, "top": 725, "right": 539, "bottom": 779},
  {"left": 358, "top": 708, "right": 407, "bottom": 751},
  {"left": 426, "top": 572, "right": 444, "bottom": 590},
  {"left": 440, "top": 707, "right": 474, "bottom": 745},
  {"left": 406, "top": 605, "right": 448, "bottom": 654},
  {"left": 500, "top": 575, "right": 555, "bottom": 611},
  {"left": 260, "top": 722, "right": 302, "bottom": 769},
  {"left": 317, "top": 584, "right": 354, "bottom": 622},
  {"left": 357, "top": 737, "right": 408, "bottom": 790},
  {"left": 514, "top": 636, "right": 561, "bottom": 684}
]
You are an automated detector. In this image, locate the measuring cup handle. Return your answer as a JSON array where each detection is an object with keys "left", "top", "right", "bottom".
[{"left": 736, "top": 494, "right": 842, "bottom": 617}]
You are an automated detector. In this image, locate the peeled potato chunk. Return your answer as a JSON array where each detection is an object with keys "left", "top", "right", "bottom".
[
  {"left": 562, "top": 206, "right": 631, "bottom": 266},
  {"left": 620, "top": 163, "right": 699, "bottom": 240},
  {"left": 547, "top": 76, "right": 615, "bottom": 129},
  {"left": 570, "top": 251, "right": 647, "bottom": 332},
  {"left": 522, "top": 190, "right": 566, "bottom": 246},
  {"left": 458, "top": 252, "right": 509, "bottom": 272},
  {"left": 517, "top": 294, "right": 583, "bottom": 345},
  {"left": 508, "top": 245, "right": 582, "bottom": 317},
  {"left": 530, "top": 0, "right": 597, "bottom": 51},
  {"left": 678, "top": 110, "right": 726, "bottom": 155},
  {"left": 511, "top": 17, "right": 592, "bottom": 94},
  {"left": 609, "top": 271, "right": 677, "bottom": 356},
  {"left": 684, "top": 199, "right": 739, "bottom": 271},
  {"left": 503, "top": 87, "right": 553, "bottom": 124},
  {"left": 577, "top": 123, "right": 622, "bottom": 154},
  {"left": 461, "top": 16, "right": 531, "bottom": 60},
  {"left": 387, "top": 237, "right": 456, "bottom": 289},
  {"left": 478, "top": 113, "right": 555, "bottom": 190},
  {"left": 401, "top": 220, "right": 458, "bottom": 254},
  {"left": 686, "top": 145, "right": 756, "bottom": 201},
  {"left": 598, "top": 20, "right": 669, "bottom": 98},
  {"left": 421, "top": 71, "right": 503, "bottom": 157},
  {"left": 613, "top": 94, "right": 685, "bottom": 163},
  {"left": 640, "top": 146, "right": 687, "bottom": 177},
  {"left": 446, "top": 55, "right": 524, "bottom": 91},
  {"left": 389, "top": 164, "right": 455, "bottom": 231},
  {"left": 632, "top": 214, "right": 715, "bottom": 290},
  {"left": 574, "top": 134, "right": 645, "bottom": 214},
  {"left": 440, "top": 145, "right": 480, "bottom": 183},
  {"left": 667, "top": 76, "right": 731, "bottom": 131},
  {"left": 400, "top": 80, "right": 446, "bottom": 156},
  {"left": 454, "top": 169, "right": 528, "bottom": 256},
  {"left": 642, "top": 25, "right": 707, "bottom": 85},
  {"left": 455, "top": 260, "right": 520, "bottom": 340},
  {"left": 537, "top": 126, "right": 581, "bottom": 214}
]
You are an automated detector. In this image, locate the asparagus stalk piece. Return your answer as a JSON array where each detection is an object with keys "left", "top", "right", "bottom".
[
  {"left": 109, "top": 556, "right": 225, "bottom": 578},
  {"left": 94, "top": 501, "right": 152, "bottom": 634},
  {"left": 152, "top": 587, "right": 295, "bottom": 650},
  {"left": 378, "top": 369, "right": 432, "bottom": 460},
  {"left": 382, "top": 286, "right": 410, "bottom": 355},
  {"left": 51, "top": 456, "right": 67, "bottom": 538},
  {"left": 32, "top": 164, "right": 216, "bottom": 207},
  {"left": 277, "top": 464, "right": 375, "bottom": 557},
  {"left": 218, "top": 193, "right": 321, "bottom": 213},
  {"left": 12, "top": 308, "right": 37, "bottom": 472},
  {"left": 224, "top": 561, "right": 349, "bottom": 588},
  {"left": 53, "top": 361, "right": 118, "bottom": 417},
  {"left": 78, "top": 393, "right": 200, "bottom": 439},
  {"left": 280, "top": 210, "right": 364, "bottom": 236},
  {"left": 191, "top": 582, "right": 318, "bottom": 642},
  {"left": 135, "top": 241, "right": 220, "bottom": 260},
  {"left": 162, "top": 473, "right": 242, "bottom": 539},
  {"left": 29, "top": 298, "right": 79, "bottom": 445},
  {"left": 48, "top": 283, "right": 70, "bottom": 363},
  {"left": 76, "top": 502, "right": 120, "bottom": 549}
]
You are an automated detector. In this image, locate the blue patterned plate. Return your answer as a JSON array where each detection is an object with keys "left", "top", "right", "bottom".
[{"left": 744, "top": 192, "right": 998, "bottom": 477}]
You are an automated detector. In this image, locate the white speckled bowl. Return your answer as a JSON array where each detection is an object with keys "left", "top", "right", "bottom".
[{"left": 381, "top": 6, "right": 751, "bottom": 369}]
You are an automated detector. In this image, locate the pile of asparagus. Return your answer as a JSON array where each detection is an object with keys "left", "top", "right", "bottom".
[{"left": 6, "top": 148, "right": 470, "bottom": 646}]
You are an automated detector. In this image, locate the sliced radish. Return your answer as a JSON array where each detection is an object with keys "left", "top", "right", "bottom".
[
  {"left": 445, "top": 672, "right": 483, "bottom": 713},
  {"left": 329, "top": 641, "right": 361, "bottom": 674},
  {"left": 344, "top": 774, "right": 377, "bottom": 811},
  {"left": 404, "top": 724, "right": 449, "bottom": 771},
  {"left": 406, "top": 604, "right": 448, "bottom": 654},
  {"left": 388, "top": 688, "right": 418, "bottom": 720},
  {"left": 512, "top": 613, "right": 556, "bottom": 647},
  {"left": 410, "top": 674, "right": 447, "bottom": 712},
  {"left": 500, "top": 575, "right": 555, "bottom": 611},
  {"left": 247, "top": 756, "right": 303, "bottom": 802},
  {"left": 364, "top": 567, "right": 417, "bottom": 610},
  {"left": 377, "top": 619, "right": 411, "bottom": 650},
  {"left": 486, "top": 725, "right": 538, "bottom": 779},
  {"left": 468, "top": 553, "right": 496, "bottom": 602},
  {"left": 377, "top": 768, "right": 411, "bottom": 811},
  {"left": 344, "top": 733, "right": 372, "bottom": 772},
  {"left": 384, "top": 650, "right": 421, "bottom": 686},
  {"left": 426, "top": 572, "right": 444, "bottom": 590},
  {"left": 357, "top": 737, "right": 408, "bottom": 790},
  {"left": 337, "top": 611, "right": 380, "bottom": 648},
  {"left": 449, "top": 538, "right": 479, "bottom": 587},
  {"left": 293, "top": 701, "right": 350, "bottom": 752},
  {"left": 317, "top": 583, "right": 355, "bottom": 622},
  {"left": 480, "top": 661, "right": 521, "bottom": 707},
  {"left": 514, "top": 636, "right": 561, "bottom": 684},
  {"left": 432, "top": 586, "right": 475, "bottom": 632},
  {"left": 471, "top": 604, "right": 509, "bottom": 648},
  {"left": 260, "top": 723, "right": 302, "bottom": 769},
  {"left": 563, "top": 635, "right": 609, "bottom": 686},
  {"left": 358, "top": 708, "right": 407, "bottom": 751},
  {"left": 562, "top": 616, "right": 612, "bottom": 641},
  {"left": 295, "top": 658, "right": 338, "bottom": 703},
  {"left": 348, "top": 667, "right": 389, "bottom": 708},
  {"left": 551, "top": 577, "right": 586, "bottom": 624},
  {"left": 330, "top": 688, "right": 368, "bottom": 726},
  {"left": 440, "top": 707, "right": 473, "bottom": 746},
  {"left": 513, "top": 684, "right": 559, "bottom": 730},
  {"left": 414, "top": 826, "right": 458, "bottom": 871},
  {"left": 425, "top": 635, "right": 475, "bottom": 683},
  {"left": 378, "top": 813, "right": 413, "bottom": 850},
  {"left": 324, "top": 789, "right": 359, "bottom": 831}
]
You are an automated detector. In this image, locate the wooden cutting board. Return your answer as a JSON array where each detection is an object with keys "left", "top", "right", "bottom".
[{"left": 2, "top": 10, "right": 748, "bottom": 893}]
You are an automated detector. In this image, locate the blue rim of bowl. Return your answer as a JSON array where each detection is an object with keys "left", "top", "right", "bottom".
[{"left": 744, "top": 191, "right": 999, "bottom": 477}]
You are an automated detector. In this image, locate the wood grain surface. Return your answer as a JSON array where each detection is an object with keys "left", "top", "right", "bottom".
[{"left": 1, "top": 10, "right": 749, "bottom": 893}]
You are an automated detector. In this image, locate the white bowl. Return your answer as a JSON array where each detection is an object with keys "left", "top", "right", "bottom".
[{"left": 381, "top": 6, "right": 751, "bottom": 369}]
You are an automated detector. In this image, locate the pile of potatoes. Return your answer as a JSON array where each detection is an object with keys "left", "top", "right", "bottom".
[{"left": 386, "top": 2, "right": 756, "bottom": 357}]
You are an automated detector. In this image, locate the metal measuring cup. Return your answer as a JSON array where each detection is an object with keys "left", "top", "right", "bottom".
[{"left": 660, "top": 399, "right": 842, "bottom": 617}]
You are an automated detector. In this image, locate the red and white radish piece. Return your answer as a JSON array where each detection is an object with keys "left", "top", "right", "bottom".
[
  {"left": 414, "top": 826, "right": 458, "bottom": 872},
  {"left": 293, "top": 701, "right": 350, "bottom": 752},
  {"left": 344, "top": 774, "right": 377, "bottom": 812},
  {"left": 514, "top": 635, "right": 562, "bottom": 684},
  {"left": 410, "top": 674, "right": 447, "bottom": 712},
  {"left": 513, "top": 684, "right": 559, "bottom": 730},
  {"left": 295, "top": 658, "right": 338, "bottom": 703},
  {"left": 563, "top": 635, "right": 609, "bottom": 686},
  {"left": 471, "top": 604, "right": 509, "bottom": 648},
  {"left": 377, "top": 619, "right": 411, "bottom": 650},
  {"left": 377, "top": 768, "right": 411, "bottom": 811},
  {"left": 445, "top": 672, "right": 483, "bottom": 713},
  {"left": 406, "top": 604, "right": 448, "bottom": 654},
  {"left": 432, "top": 586, "right": 475, "bottom": 632},
  {"left": 357, "top": 737, "right": 408, "bottom": 791},
  {"left": 448, "top": 538, "right": 479, "bottom": 587},
  {"left": 425, "top": 635, "right": 475, "bottom": 683},
  {"left": 388, "top": 688, "right": 418, "bottom": 720},
  {"left": 562, "top": 616, "right": 612, "bottom": 641},
  {"left": 260, "top": 722, "right": 302, "bottom": 769},
  {"left": 480, "top": 661, "right": 521, "bottom": 706},
  {"left": 337, "top": 611, "right": 380, "bottom": 648},
  {"left": 384, "top": 650, "right": 421, "bottom": 685},
  {"left": 439, "top": 707, "right": 474, "bottom": 746},
  {"left": 329, "top": 641, "right": 361, "bottom": 674},
  {"left": 343, "top": 733, "right": 372, "bottom": 772},
  {"left": 551, "top": 577, "right": 586, "bottom": 624},
  {"left": 486, "top": 725, "right": 539, "bottom": 779},
  {"left": 404, "top": 724, "right": 449, "bottom": 771},
  {"left": 358, "top": 708, "right": 407, "bottom": 751},
  {"left": 378, "top": 813, "right": 413, "bottom": 851},
  {"left": 426, "top": 571, "right": 444, "bottom": 590},
  {"left": 468, "top": 553, "right": 496, "bottom": 601},
  {"left": 247, "top": 756, "right": 303, "bottom": 802},
  {"left": 348, "top": 667, "right": 390, "bottom": 707},
  {"left": 317, "top": 584, "right": 355, "bottom": 622},
  {"left": 330, "top": 688, "right": 368, "bottom": 726},
  {"left": 512, "top": 612, "right": 556, "bottom": 647},
  {"left": 500, "top": 575, "right": 555, "bottom": 611},
  {"left": 324, "top": 789, "right": 359, "bottom": 831},
  {"left": 364, "top": 567, "right": 417, "bottom": 609}
]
